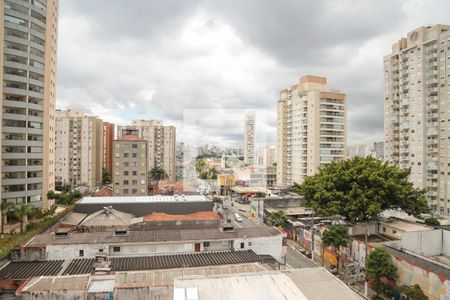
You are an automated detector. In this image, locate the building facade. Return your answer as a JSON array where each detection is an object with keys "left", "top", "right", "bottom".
[
  {"left": 347, "top": 144, "right": 369, "bottom": 158},
  {"left": 263, "top": 147, "right": 275, "bottom": 167},
  {"left": 117, "top": 120, "right": 176, "bottom": 181},
  {"left": 384, "top": 25, "right": 450, "bottom": 216},
  {"left": 112, "top": 135, "right": 147, "bottom": 196},
  {"left": 277, "top": 75, "right": 347, "bottom": 186},
  {"left": 55, "top": 110, "right": 103, "bottom": 189},
  {"left": 244, "top": 112, "right": 255, "bottom": 165},
  {"left": 102, "top": 122, "right": 114, "bottom": 175},
  {"left": 1, "top": 0, "right": 59, "bottom": 208},
  {"left": 373, "top": 141, "right": 384, "bottom": 160}
]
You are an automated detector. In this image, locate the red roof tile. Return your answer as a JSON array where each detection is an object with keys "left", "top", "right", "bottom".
[{"left": 143, "top": 211, "right": 220, "bottom": 222}]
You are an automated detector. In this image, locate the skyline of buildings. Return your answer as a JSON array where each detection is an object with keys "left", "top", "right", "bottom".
[
  {"left": 384, "top": 24, "right": 450, "bottom": 216},
  {"left": 277, "top": 75, "right": 347, "bottom": 186},
  {"left": 102, "top": 121, "right": 114, "bottom": 176},
  {"left": 54, "top": 109, "right": 103, "bottom": 189},
  {"left": 1, "top": 0, "right": 59, "bottom": 209}
]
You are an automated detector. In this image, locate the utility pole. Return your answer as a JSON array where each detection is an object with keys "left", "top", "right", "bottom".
[{"left": 310, "top": 210, "right": 315, "bottom": 262}]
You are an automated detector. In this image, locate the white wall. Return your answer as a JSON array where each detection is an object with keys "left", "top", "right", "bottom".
[
  {"left": 401, "top": 230, "right": 442, "bottom": 256},
  {"left": 441, "top": 230, "right": 450, "bottom": 257},
  {"left": 233, "top": 235, "right": 283, "bottom": 263}
]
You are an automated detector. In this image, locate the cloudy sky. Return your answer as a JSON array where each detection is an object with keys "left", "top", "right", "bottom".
[{"left": 56, "top": 0, "right": 450, "bottom": 148}]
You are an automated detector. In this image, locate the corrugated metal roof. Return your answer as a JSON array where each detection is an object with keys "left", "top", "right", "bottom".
[
  {"left": 19, "top": 274, "right": 90, "bottom": 292},
  {"left": 111, "top": 250, "right": 262, "bottom": 271},
  {"left": 0, "top": 251, "right": 262, "bottom": 280},
  {"left": 28, "top": 227, "right": 282, "bottom": 246},
  {"left": 78, "top": 195, "right": 210, "bottom": 204},
  {"left": 0, "top": 260, "right": 64, "bottom": 280}
]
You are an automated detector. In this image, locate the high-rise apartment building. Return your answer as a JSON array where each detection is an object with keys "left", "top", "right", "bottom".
[
  {"left": 244, "top": 112, "right": 255, "bottom": 165},
  {"left": 263, "top": 147, "right": 275, "bottom": 166},
  {"left": 1, "top": 0, "right": 59, "bottom": 208},
  {"left": 117, "top": 120, "right": 176, "bottom": 181},
  {"left": 277, "top": 75, "right": 347, "bottom": 186},
  {"left": 102, "top": 122, "right": 114, "bottom": 175},
  {"left": 384, "top": 25, "right": 450, "bottom": 216},
  {"left": 55, "top": 110, "right": 103, "bottom": 189},
  {"left": 373, "top": 142, "right": 384, "bottom": 160},
  {"left": 112, "top": 135, "right": 147, "bottom": 196}
]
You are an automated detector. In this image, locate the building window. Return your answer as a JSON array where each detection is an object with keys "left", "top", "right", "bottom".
[
  {"left": 113, "top": 246, "right": 121, "bottom": 252},
  {"left": 204, "top": 242, "right": 210, "bottom": 247},
  {"left": 392, "top": 230, "right": 397, "bottom": 234},
  {"left": 99, "top": 249, "right": 103, "bottom": 253},
  {"left": 382, "top": 227, "right": 386, "bottom": 232},
  {"left": 248, "top": 242, "right": 252, "bottom": 246},
  {"left": 132, "top": 144, "right": 138, "bottom": 149},
  {"left": 240, "top": 242, "right": 244, "bottom": 249},
  {"left": 79, "top": 250, "right": 84, "bottom": 257}
]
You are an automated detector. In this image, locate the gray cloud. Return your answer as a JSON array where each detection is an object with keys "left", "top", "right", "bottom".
[{"left": 56, "top": 0, "right": 450, "bottom": 148}]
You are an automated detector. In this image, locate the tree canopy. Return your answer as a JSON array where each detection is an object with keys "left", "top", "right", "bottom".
[
  {"left": 321, "top": 225, "right": 349, "bottom": 274},
  {"left": 270, "top": 210, "right": 288, "bottom": 226},
  {"left": 366, "top": 248, "right": 397, "bottom": 297},
  {"left": 292, "top": 156, "right": 429, "bottom": 221},
  {"left": 148, "top": 167, "right": 168, "bottom": 183}
]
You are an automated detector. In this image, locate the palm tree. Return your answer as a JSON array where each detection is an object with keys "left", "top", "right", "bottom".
[
  {"left": 14, "top": 204, "right": 32, "bottom": 233},
  {"left": 1, "top": 200, "right": 14, "bottom": 236}
]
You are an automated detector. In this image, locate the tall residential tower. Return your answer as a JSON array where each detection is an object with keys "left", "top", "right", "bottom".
[
  {"left": 1, "top": 0, "right": 59, "bottom": 208},
  {"left": 244, "top": 112, "right": 255, "bottom": 165},
  {"left": 384, "top": 25, "right": 450, "bottom": 216},
  {"left": 277, "top": 75, "right": 347, "bottom": 186},
  {"left": 55, "top": 110, "right": 103, "bottom": 189}
]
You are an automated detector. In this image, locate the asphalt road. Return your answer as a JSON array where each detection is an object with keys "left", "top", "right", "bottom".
[{"left": 285, "top": 246, "right": 317, "bottom": 269}]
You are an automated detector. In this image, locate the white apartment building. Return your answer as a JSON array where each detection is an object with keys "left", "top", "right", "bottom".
[
  {"left": 55, "top": 110, "right": 103, "bottom": 189},
  {"left": 117, "top": 120, "right": 176, "bottom": 181},
  {"left": 277, "top": 75, "right": 347, "bottom": 186},
  {"left": 384, "top": 25, "right": 450, "bottom": 216},
  {"left": 263, "top": 147, "right": 275, "bottom": 166},
  {"left": 347, "top": 144, "right": 370, "bottom": 158},
  {"left": 244, "top": 112, "right": 255, "bottom": 165},
  {"left": 1, "top": 0, "right": 59, "bottom": 208}
]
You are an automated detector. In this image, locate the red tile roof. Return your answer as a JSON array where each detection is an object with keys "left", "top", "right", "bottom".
[
  {"left": 143, "top": 211, "right": 220, "bottom": 222},
  {"left": 94, "top": 187, "right": 113, "bottom": 197}
]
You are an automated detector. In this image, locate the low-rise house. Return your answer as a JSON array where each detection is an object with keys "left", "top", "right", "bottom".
[{"left": 379, "top": 219, "right": 432, "bottom": 239}]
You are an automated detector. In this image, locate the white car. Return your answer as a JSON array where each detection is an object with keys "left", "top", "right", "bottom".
[{"left": 234, "top": 213, "right": 243, "bottom": 222}]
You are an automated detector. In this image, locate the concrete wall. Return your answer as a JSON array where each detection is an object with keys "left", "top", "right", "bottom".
[
  {"left": 442, "top": 229, "right": 450, "bottom": 257},
  {"left": 130, "top": 219, "right": 220, "bottom": 231},
  {"left": 233, "top": 235, "right": 283, "bottom": 263},
  {"left": 392, "top": 251, "right": 450, "bottom": 300},
  {"left": 401, "top": 230, "right": 442, "bottom": 256},
  {"left": 348, "top": 222, "right": 378, "bottom": 236}
]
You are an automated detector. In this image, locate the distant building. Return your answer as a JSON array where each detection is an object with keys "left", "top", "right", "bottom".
[
  {"left": 347, "top": 144, "right": 369, "bottom": 158},
  {"left": 263, "top": 147, "right": 275, "bottom": 166},
  {"left": 277, "top": 75, "right": 347, "bottom": 186},
  {"left": 102, "top": 122, "right": 115, "bottom": 175},
  {"left": 373, "top": 141, "right": 384, "bottom": 160},
  {"left": 55, "top": 110, "right": 103, "bottom": 189},
  {"left": 112, "top": 135, "right": 147, "bottom": 196},
  {"left": 244, "top": 112, "right": 256, "bottom": 165},
  {"left": 118, "top": 120, "right": 176, "bottom": 181}
]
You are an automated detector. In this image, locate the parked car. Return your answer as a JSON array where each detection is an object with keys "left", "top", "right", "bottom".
[
  {"left": 327, "top": 265, "right": 338, "bottom": 274},
  {"left": 304, "top": 250, "right": 312, "bottom": 258},
  {"left": 234, "top": 213, "right": 243, "bottom": 222}
]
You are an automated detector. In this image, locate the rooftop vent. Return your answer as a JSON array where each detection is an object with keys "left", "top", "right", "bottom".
[
  {"left": 114, "top": 228, "right": 128, "bottom": 236},
  {"left": 55, "top": 228, "right": 70, "bottom": 238}
]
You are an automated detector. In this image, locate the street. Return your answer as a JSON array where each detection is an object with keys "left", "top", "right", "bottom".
[{"left": 285, "top": 246, "right": 317, "bottom": 269}]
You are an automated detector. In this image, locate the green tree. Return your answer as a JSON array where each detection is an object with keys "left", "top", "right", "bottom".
[
  {"left": 366, "top": 247, "right": 397, "bottom": 298},
  {"left": 292, "top": 156, "right": 430, "bottom": 221},
  {"left": 321, "top": 225, "right": 349, "bottom": 274},
  {"left": 148, "top": 167, "right": 168, "bottom": 184},
  {"left": 424, "top": 217, "right": 440, "bottom": 226},
  {"left": 270, "top": 210, "right": 288, "bottom": 226},
  {"left": 398, "top": 284, "right": 428, "bottom": 300},
  {"left": 1, "top": 200, "right": 14, "bottom": 235},
  {"left": 195, "top": 159, "right": 206, "bottom": 174},
  {"left": 14, "top": 204, "right": 33, "bottom": 233},
  {"left": 47, "top": 190, "right": 56, "bottom": 200},
  {"left": 102, "top": 168, "right": 112, "bottom": 185}
]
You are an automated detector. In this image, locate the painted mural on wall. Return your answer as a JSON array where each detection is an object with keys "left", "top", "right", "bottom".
[{"left": 393, "top": 254, "right": 450, "bottom": 300}]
